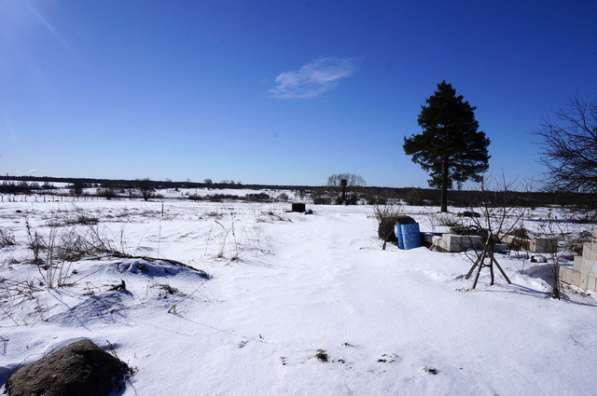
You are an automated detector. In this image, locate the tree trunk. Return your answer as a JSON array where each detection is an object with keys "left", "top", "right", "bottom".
[{"left": 440, "top": 159, "right": 449, "bottom": 212}]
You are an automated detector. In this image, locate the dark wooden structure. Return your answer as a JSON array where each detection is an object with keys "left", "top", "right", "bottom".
[{"left": 465, "top": 234, "right": 511, "bottom": 289}]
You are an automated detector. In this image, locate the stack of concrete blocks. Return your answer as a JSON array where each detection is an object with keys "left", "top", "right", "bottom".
[
  {"left": 427, "top": 233, "right": 509, "bottom": 253},
  {"left": 560, "top": 230, "right": 597, "bottom": 292},
  {"left": 502, "top": 235, "right": 557, "bottom": 253},
  {"left": 433, "top": 234, "right": 482, "bottom": 252}
]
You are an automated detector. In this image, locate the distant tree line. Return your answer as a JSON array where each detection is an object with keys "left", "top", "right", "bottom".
[
  {"left": 0, "top": 181, "right": 55, "bottom": 194},
  {"left": 1, "top": 175, "right": 594, "bottom": 208}
]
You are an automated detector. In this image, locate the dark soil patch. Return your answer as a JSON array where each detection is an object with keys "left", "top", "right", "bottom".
[
  {"left": 315, "top": 349, "right": 329, "bottom": 362},
  {"left": 424, "top": 366, "right": 439, "bottom": 375}
]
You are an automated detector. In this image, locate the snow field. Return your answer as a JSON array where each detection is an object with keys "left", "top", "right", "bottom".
[{"left": 0, "top": 200, "right": 596, "bottom": 395}]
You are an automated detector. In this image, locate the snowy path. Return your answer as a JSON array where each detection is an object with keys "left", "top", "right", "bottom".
[{"left": 132, "top": 209, "right": 596, "bottom": 395}]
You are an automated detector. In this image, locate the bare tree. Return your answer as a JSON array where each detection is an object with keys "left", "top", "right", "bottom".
[
  {"left": 327, "top": 173, "right": 366, "bottom": 187},
  {"left": 70, "top": 181, "right": 84, "bottom": 197},
  {"left": 463, "top": 178, "right": 527, "bottom": 289},
  {"left": 537, "top": 97, "right": 597, "bottom": 193},
  {"left": 138, "top": 179, "right": 154, "bottom": 201}
]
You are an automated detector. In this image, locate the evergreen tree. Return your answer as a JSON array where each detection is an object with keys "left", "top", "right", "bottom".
[
  {"left": 70, "top": 181, "right": 84, "bottom": 196},
  {"left": 403, "top": 81, "right": 490, "bottom": 212}
]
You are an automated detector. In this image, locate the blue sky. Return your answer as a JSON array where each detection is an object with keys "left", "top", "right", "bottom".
[{"left": 1, "top": 0, "right": 596, "bottom": 187}]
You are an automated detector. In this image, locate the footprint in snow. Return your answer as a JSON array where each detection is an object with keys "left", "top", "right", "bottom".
[{"left": 238, "top": 340, "right": 249, "bottom": 349}]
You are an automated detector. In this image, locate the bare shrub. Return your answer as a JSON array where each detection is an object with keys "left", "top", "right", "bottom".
[
  {"left": 449, "top": 223, "right": 482, "bottom": 235},
  {"left": 205, "top": 211, "right": 223, "bottom": 220},
  {"left": 55, "top": 228, "right": 105, "bottom": 261},
  {"left": 0, "top": 278, "right": 41, "bottom": 323},
  {"left": 97, "top": 188, "right": 116, "bottom": 200},
  {"left": 374, "top": 204, "right": 403, "bottom": 250},
  {"left": 373, "top": 203, "right": 403, "bottom": 222},
  {"left": 507, "top": 226, "right": 531, "bottom": 256},
  {"left": 138, "top": 179, "right": 155, "bottom": 201},
  {"left": 214, "top": 213, "right": 239, "bottom": 260},
  {"left": 25, "top": 219, "right": 47, "bottom": 264},
  {"left": 49, "top": 208, "right": 100, "bottom": 227},
  {"left": 435, "top": 213, "right": 461, "bottom": 228},
  {"left": 429, "top": 212, "right": 482, "bottom": 236},
  {"left": 510, "top": 226, "right": 529, "bottom": 239},
  {"left": 68, "top": 214, "right": 99, "bottom": 226},
  {"left": 25, "top": 226, "right": 75, "bottom": 289},
  {"left": 23, "top": 221, "right": 129, "bottom": 289},
  {"left": 257, "top": 211, "right": 290, "bottom": 223},
  {"left": 463, "top": 177, "right": 527, "bottom": 288},
  {"left": 0, "top": 228, "right": 16, "bottom": 248}
]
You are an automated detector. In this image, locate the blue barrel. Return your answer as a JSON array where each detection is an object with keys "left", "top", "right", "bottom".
[
  {"left": 400, "top": 223, "right": 422, "bottom": 250},
  {"left": 394, "top": 224, "right": 405, "bottom": 249}
]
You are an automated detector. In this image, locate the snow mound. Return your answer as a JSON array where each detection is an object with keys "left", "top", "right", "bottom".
[
  {"left": 47, "top": 291, "right": 131, "bottom": 326},
  {"left": 111, "top": 258, "right": 211, "bottom": 279}
]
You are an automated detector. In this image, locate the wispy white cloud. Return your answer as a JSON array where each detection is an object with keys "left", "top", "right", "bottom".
[{"left": 270, "top": 58, "right": 355, "bottom": 99}]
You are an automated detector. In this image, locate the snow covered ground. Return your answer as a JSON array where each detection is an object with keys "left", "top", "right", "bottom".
[{"left": 1, "top": 199, "right": 596, "bottom": 395}]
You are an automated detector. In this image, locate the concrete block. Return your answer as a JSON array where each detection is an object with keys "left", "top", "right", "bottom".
[
  {"left": 579, "top": 256, "right": 596, "bottom": 276},
  {"left": 582, "top": 243, "right": 597, "bottom": 261},
  {"left": 580, "top": 272, "right": 594, "bottom": 290},
  {"left": 573, "top": 256, "right": 583, "bottom": 270},
  {"left": 587, "top": 275, "right": 597, "bottom": 292},
  {"left": 560, "top": 267, "right": 581, "bottom": 285},
  {"left": 562, "top": 237, "right": 597, "bottom": 292},
  {"left": 431, "top": 234, "right": 508, "bottom": 253},
  {"left": 530, "top": 238, "right": 558, "bottom": 253},
  {"left": 440, "top": 234, "right": 482, "bottom": 252}
]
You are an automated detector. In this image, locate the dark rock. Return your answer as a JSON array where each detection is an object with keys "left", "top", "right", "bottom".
[{"left": 6, "top": 339, "right": 132, "bottom": 396}]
